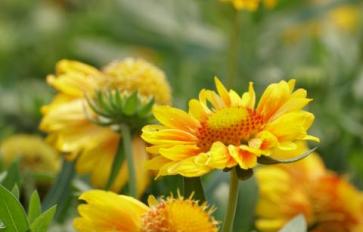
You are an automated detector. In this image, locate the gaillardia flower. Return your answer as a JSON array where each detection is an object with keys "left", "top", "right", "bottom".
[
  {"left": 142, "top": 78, "right": 318, "bottom": 177},
  {"left": 256, "top": 143, "right": 363, "bottom": 232},
  {"left": 74, "top": 190, "right": 218, "bottom": 232},
  {"left": 40, "top": 58, "right": 171, "bottom": 195},
  {"left": 0, "top": 134, "right": 60, "bottom": 175},
  {"left": 222, "top": 0, "right": 277, "bottom": 11}
]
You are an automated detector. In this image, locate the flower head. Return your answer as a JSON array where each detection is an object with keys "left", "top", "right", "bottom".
[
  {"left": 256, "top": 143, "right": 363, "bottom": 232},
  {"left": 222, "top": 0, "right": 277, "bottom": 11},
  {"left": 40, "top": 58, "right": 171, "bottom": 195},
  {"left": 0, "top": 134, "right": 60, "bottom": 175},
  {"left": 74, "top": 190, "right": 218, "bottom": 232},
  {"left": 142, "top": 78, "right": 318, "bottom": 177}
]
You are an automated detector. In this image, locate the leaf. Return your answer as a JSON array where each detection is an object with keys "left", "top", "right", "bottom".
[
  {"left": 0, "top": 172, "right": 7, "bottom": 184},
  {"left": 2, "top": 161, "right": 22, "bottom": 191},
  {"left": 234, "top": 176, "right": 259, "bottom": 232},
  {"left": 183, "top": 177, "right": 206, "bottom": 202},
  {"left": 30, "top": 206, "right": 57, "bottom": 232},
  {"left": 137, "top": 98, "right": 154, "bottom": 117},
  {"left": 42, "top": 160, "right": 75, "bottom": 222},
  {"left": 0, "top": 220, "right": 5, "bottom": 230},
  {"left": 0, "top": 185, "right": 29, "bottom": 232},
  {"left": 28, "top": 191, "right": 41, "bottom": 224},
  {"left": 257, "top": 147, "right": 318, "bottom": 165},
  {"left": 11, "top": 185, "right": 19, "bottom": 199},
  {"left": 279, "top": 215, "right": 307, "bottom": 232},
  {"left": 123, "top": 92, "right": 138, "bottom": 115}
]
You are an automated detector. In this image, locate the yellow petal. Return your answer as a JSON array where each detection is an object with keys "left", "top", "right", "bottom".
[
  {"left": 214, "top": 76, "right": 231, "bottom": 106},
  {"left": 153, "top": 105, "right": 200, "bottom": 133},
  {"left": 159, "top": 144, "right": 201, "bottom": 161},
  {"left": 74, "top": 190, "right": 148, "bottom": 232},
  {"left": 188, "top": 99, "right": 208, "bottom": 121},
  {"left": 241, "top": 82, "right": 256, "bottom": 109}
]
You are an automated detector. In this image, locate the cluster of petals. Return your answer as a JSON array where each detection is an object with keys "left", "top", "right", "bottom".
[
  {"left": 256, "top": 143, "right": 363, "bottom": 232},
  {"left": 74, "top": 190, "right": 218, "bottom": 232},
  {"left": 40, "top": 58, "right": 171, "bottom": 194},
  {"left": 142, "top": 78, "right": 319, "bottom": 177}
]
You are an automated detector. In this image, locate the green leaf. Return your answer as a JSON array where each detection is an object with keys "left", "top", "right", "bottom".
[
  {"left": 30, "top": 206, "right": 57, "bottom": 232},
  {"left": 123, "top": 92, "right": 138, "bottom": 115},
  {"left": 11, "top": 185, "right": 19, "bottom": 199},
  {"left": 2, "top": 161, "right": 22, "bottom": 190},
  {"left": 42, "top": 160, "right": 75, "bottom": 223},
  {"left": 137, "top": 98, "right": 154, "bottom": 117},
  {"left": 0, "top": 172, "right": 7, "bottom": 184},
  {"left": 28, "top": 191, "right": 41, "bottom": 224},
  {"left": 279, "top": 215, "right": 307, "bottom": 232},
  {"left": 0, "top": 185, "right": 29, "bottom": 232},
  {"left": 257, "top": 147, "right": 318, "bottom": 165},
  {"left": 183, "top": 177, "right": 206, "bottom": 202},
  {"left": 0, "top": 219, "right": 5, "bottom": 230},
  {"left": 233, "top": 176, "right": 259, "bottom": 232}
]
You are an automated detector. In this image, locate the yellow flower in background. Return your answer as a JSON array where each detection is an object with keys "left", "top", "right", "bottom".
[
  {"left": 283, "top": 4, "right": 359, "bottom": 44},
  {"left": 222, "top": 0, "right": 277, "bottom": 11},
  {"left": 256, "top": 143, "right": 363, "bottom": 232},
  {"left": 328, "top": 5, "right": 359, "bottom": 33},
  {"left": 142, "top": 78, "right": 318, "bottom": 177},
  {"left": 40, "top": 58, "right": 171, "bottom": 195},
  {"left": 0, "top": 134, "right": 60, "bottom": 175},
  {"left": 73, "top": 190, "right": 218, "bottom": 232}
]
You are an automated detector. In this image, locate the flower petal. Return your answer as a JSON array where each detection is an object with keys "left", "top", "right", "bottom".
[{"left": 153, "top": 105, "right": 200, "bottom": 133}]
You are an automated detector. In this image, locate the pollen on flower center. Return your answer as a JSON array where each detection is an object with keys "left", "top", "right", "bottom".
[
  {"left": 141, "top": 198, "right": 218, "bottom": 232},
  {"left": 141, "top": 202, "right": 170, "bottom": 232},
  {"left": 198, "top": 107, "right": 264, "bottom": 151}
]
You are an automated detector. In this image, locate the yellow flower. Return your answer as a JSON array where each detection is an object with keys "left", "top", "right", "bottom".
[
  {"left": 283, "top": 4, "right": 359, "bottom": 44},
  {"left": 40, "top": 58, "right": 171, "bottom": 195},
  {"left": 256, "top": 143, "right": 363, "bottom": 232},
  {"left": 141, "top": 78, "right": 318, "bottom": 177},
  {"left": 0, "top": 134, "right": 60, "bottom": 175},
  {"left": 222, "top": 0, "right": 277, "bottom": 11},
  {"left": 328, "top": 5, "right": 359, "bottom": 33},
  {"left": 73, "top": 190, "right": 218, "bottom": 232}
]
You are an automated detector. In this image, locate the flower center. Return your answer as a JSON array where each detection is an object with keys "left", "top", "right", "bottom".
[
  {"left": 197, "top": 107, "right": 264, "bottom": 151},
  {"left": 141, "top": 202, "right": 170, "bottom": 232},
  {"left": 141, "top": 199, "right": 218, "bottom": 232}
]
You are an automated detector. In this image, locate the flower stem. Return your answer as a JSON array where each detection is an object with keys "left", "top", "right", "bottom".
[
  {"left": 226, "top": 10, "right": 241, "bottom": 87},
  {"left": 119, "top": 124, "right": 137, "bottom": 197},
  {"left": 223, "top": 168, "right": 240, "bottom": 232}
]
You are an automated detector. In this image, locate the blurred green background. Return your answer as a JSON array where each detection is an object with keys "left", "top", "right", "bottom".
[{"left": 1, "top": 0, "right": 363, "bottom": 230}]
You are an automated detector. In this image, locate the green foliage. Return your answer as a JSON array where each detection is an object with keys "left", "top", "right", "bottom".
[
  {"left": 0, "top": 185, "right": 29, "bottom": 232},
  {"left": 87, "top": 90, "right": 155, "bottom": 133},
  {"left": 1, "top": 161, "right": 21, "bottom": 191},
  {"left": 0, "top": 185, "right": 57, "bottom": 232},
  {"left": 28, "top": 191, "right": 42, "bottom": 224},
  {"left": 30, "top": 206, "right": 57, "bottom": 232}
]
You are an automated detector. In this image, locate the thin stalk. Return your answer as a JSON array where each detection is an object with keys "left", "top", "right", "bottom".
[
  {"left": 120, "top": 124, "right": 137, "bottom": 197},
  {"left": 105, "top": 135, "right": 125, "bottom": 190},
  {"left": 222, "top": 168, "right": 240, "bottom": 232},
  {"left": 227, "top": 10, "right": 241, "bottom": 87}
]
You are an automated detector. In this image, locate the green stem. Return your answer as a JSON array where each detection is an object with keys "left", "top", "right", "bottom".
[
  {"left": 227, "top": 10, "right": 241, "bottom": 87},
  {"left": 106, "top": 135, "right": 125, "bottom": 190},
  {"left": 223, "top": 168, "right": 240, "bottom": 232},
  {"left": 120, "top": 124, "right": 137, "bottom": 197}
]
